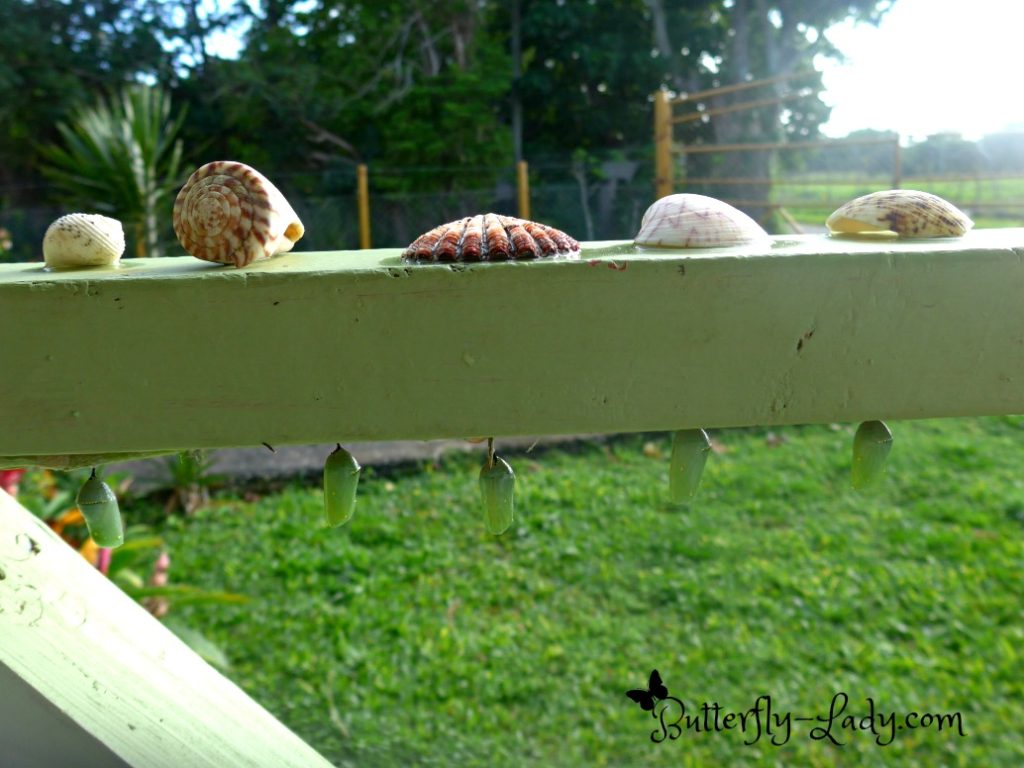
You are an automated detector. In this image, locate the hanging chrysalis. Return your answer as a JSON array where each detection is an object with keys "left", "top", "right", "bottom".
[
  {"left": 851, "top": 420, "right": 893, "bottom": 489},
  {"left": 479, "top": 438, "right": 515, "bottom": 535},
  {"left": 669, "top": 428, "right": 712, "bottom": 503},
  {"left": 323, "top": 444, "right": 361, "bottom": 527},
  {"left": 77, "top": 468, "right": 124, "bottom": 548}
]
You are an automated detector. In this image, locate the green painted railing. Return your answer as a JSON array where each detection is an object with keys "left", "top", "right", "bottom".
[{"left": 3, "top": 231, "right": 1024, "bottom": 465}]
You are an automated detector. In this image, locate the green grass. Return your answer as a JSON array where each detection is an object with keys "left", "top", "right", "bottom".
[{"left": 156, "top": 419, "right": 1024, "bottom": 767}]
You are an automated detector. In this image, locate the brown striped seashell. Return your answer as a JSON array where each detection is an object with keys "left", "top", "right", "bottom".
[
  {"left": 173, "top": 161, "right": 305, "bottom": 267},
  {"left": 402, "top": 214, "right": 581, "bottom": 262},
  {"left": 826, "top": 189, "right": 973, "bottom": 238}
]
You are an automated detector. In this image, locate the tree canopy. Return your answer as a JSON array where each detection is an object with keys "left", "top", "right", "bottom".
[
  {"left": 1, "top": 0, "right": 911, "bottom": 253},
  {"left": 1, "top": 1, "right": 894, "bottom": 187},
  {"left": 0, "top": 0, "right": 171, "bottom": 195}
]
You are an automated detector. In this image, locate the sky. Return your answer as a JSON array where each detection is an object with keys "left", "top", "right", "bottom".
[{"left": 818, "top": 0, "right": 1024, "bottom": 141}]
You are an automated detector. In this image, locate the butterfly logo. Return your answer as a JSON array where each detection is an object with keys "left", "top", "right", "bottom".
[{"left": 625, "top": 669, "right": 670, "bottom": 711}]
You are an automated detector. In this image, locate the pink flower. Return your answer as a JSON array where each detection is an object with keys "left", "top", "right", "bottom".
[
  {"left": 0, "top": 469, "right": 25, "bottom": 497},
  {"left": 95, "top": 547, "right": 113, "bottom": 575}
]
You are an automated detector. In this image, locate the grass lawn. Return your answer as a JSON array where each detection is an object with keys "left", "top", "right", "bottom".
[{"left": 154, "top": 419, "right": 1023, "bottom": 767}]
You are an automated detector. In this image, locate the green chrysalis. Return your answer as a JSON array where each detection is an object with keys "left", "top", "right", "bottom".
[
  {"left": 479, "top": 452, "right": 515, "bottom": 536},
  {"left": 669, "top": 428, "right": 712, "bottom": 503},
  {"left": 77, "top": 469, "right": 124, "bottom": 548},
  {"left": 324, "top": 444, "right": 361, "bottom": 527},
  {"left": 851, "top": 420, "right": 893, "bottom": 489}
]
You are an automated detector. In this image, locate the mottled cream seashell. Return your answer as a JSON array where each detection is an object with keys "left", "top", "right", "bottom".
[
  {"left": 826, "top": 190, "right": 973, "bottom": 238},
  {"left": 42, "top": 213, "right": 125, "bottom": 269},
  {"left": 402, "top": 213, "right": 580, "bottom": 262},
  {"left": 634, "top": 194, "right": 770, "bottom": 248},
  {"left": 173, "top": 160, "right": 304, "bottom": 267}
]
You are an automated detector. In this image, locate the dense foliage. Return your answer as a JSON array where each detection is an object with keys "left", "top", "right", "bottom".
[
  {"left": 1, "top": 1, "right": 890, "bottom": 202},
  {"left": 0, "top": 0, "right": 171, "bottom": 196}
]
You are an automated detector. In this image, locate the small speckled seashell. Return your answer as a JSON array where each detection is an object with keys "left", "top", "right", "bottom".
[
  {"left": 173, "top": 161, "right": 305, "bottom": 267},
  {"left": 826, "top": 190, "right": 973, "bottom": 238},
  {"left": 42, "top": 213, "right": 125, "bottom": 269},
  {"left": 634, "top": 194, "right": 770, "bottom": 248},
  {"left": 402, "top": 213, "right": 580, "bottom": 262}
]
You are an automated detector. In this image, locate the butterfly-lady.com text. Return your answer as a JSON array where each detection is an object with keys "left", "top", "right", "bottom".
[{"left": 647, "top": 692, "right": 966, "bottom": 747}]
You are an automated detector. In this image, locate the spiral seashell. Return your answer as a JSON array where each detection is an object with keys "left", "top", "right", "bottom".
[
  {"left": 634, "top": 194, "right": 770, "bottom": 248},
  {"left": 826, "top": 190, "right": 973, "bottom": 238},
  {"left": 173, "top": 161, "right": 305, "bottom": 267},
  {"left": 402, "top": 213, "right": 580, "bottom": 262},
  {"left": 42, "top": 213, "right": 125, "bottom": 269}
]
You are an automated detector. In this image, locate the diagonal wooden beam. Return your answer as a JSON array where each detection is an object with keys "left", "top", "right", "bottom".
[{"left": 0, "top": 490, "right": 334, "bottom": 767}]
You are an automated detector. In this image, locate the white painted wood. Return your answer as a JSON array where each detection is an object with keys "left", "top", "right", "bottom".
[
  {"left": 0, "top": 664, "right": 131, "bottom": 768},
  {"left": 0, "top": 490, "right": 334, "bottom": 768}
]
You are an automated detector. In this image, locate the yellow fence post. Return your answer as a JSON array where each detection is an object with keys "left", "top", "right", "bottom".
[
  {"left": 892, "top": 139, "right": 902, "bottom": 190},
  {"left": 654, "top": 90, "right": 673, "bottom": 199},
  {"left": 517, "top": 160, "right": 530, "bottom": 219},
  {"left": 357, "top": 163, "right": 371, "bottom": 249}
]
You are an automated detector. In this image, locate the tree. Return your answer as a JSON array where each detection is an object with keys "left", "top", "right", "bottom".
[
  {"left": 656, "top": 0, "right": 892, "bottom": 220},
  {"left": 475, "top": 0, "right": 893, "bottom": 229},
  {"left": 40, "top": 85, "right": 186, "bottom": 258},
  {"left": 904, "top": 133, "right": 986, "bottom": 178},
  {"left": 174, "top": 1, "right": 513, "bottom": 192},
  {"left": 0, "top": 0, "right": 903, "bottom": 249},
  {"left": 509, "top": 0, "right": 670, "bottom": 155},
  {"left": 150, "top": 0, "right": 248, "bottom": 78},
  {"left": 979, "top": 131, "right": 1024, "bottom": 174},
  {"left": 0, "top": 0, "right": 173, "bottom": 206}
]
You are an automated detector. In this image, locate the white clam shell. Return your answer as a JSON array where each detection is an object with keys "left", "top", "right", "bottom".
[
  {"left": 173, "top": 160, "right": 305, "bottom": 267},
  {"left": 42, "top": 213, "right": 125, "bottom": 269},
  {"left": 826, "top": 189, "right": 973, "bottom": 238},
  {"left": 635, "top": 193, "right": 770, "bottom": 248}
]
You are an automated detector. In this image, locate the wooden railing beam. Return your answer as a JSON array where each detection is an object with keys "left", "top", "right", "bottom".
[{"left": 3, "top": 231, "right": 1024, "bottom": 460}]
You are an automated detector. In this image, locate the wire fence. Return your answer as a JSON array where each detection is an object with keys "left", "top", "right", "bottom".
[
  {"left": 654, "top": 78, "right": 1024, "bottom": 231},
  {"left": 672, "top": 141, "right": 1024, "bottom": 231}
]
